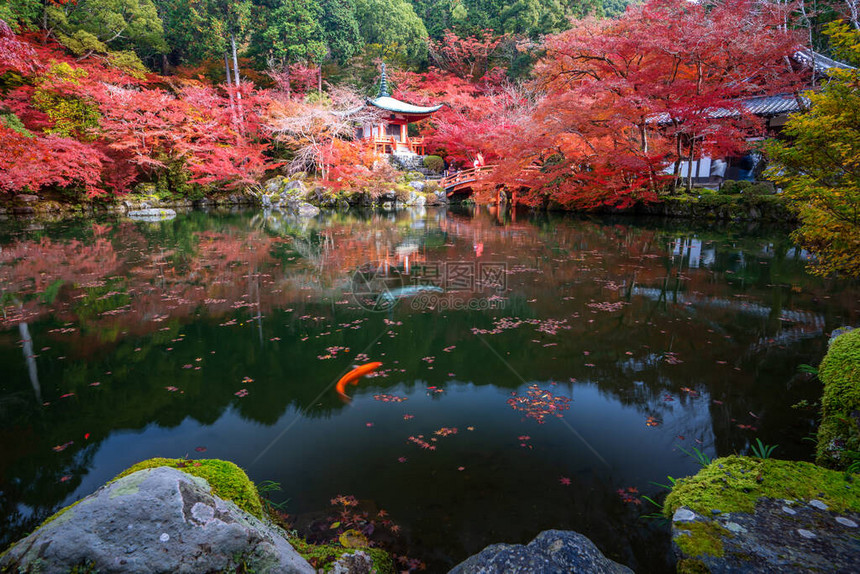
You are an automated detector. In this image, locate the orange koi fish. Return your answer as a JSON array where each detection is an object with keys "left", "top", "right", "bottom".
[{"left": 335, "top": 362, "right": 382, "bottom": 401}]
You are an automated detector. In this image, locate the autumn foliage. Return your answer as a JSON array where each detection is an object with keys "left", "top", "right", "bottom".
[
  {"left": 0, "top": 1, "right": 816, "bottom": 210},
  {"left": 403, "top": 1, "right": 804, "bottom": 209},
  {"left": 0, "top": 24, "right": 275, "bottom": 198}
]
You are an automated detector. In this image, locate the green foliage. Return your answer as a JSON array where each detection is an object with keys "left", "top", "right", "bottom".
[
  {"left": 749, "top": 438, "right": 778, "bottom": 459},
  {"left": 111, "top": 458, "right": 265, "bottom": 518},
  {"left": 355, "top": 0, "right": 429, "bottom": 65},
  {"left": 47, "top": 0, "right": 167, "bottom": 58},
  {"left": 289, "top": 538, "right": 395, "bottom": 573},
  {"left": 32, "top": 65, "right": 101, "bottom": 139},
  {"left": 678, "top": 445, "right": 712, "bottom": 467},
  {"left": 154, "top": 0, "right": 226, "bottom": 66},
  {"left": 0, "top": 111, "right": 32, "bottom": 136},
  {"left": 826, "top": 19, "right": 860, "bottom": 67},
  {"left": 320, "top": 0, "right": 363, "bottom": 64},
  {"left": 816, "top": 329, "right": 860, "bottom": 469},
  {"left": 0, "top": 0, "right": 42, "bottom": 31},
  {"left": 250, "top": 0, "right": 328, "bottom": 65},
  {"left": 765, "top": 24, "right": 860, "bottom": 278},
  {"left": 423, "top": 155, "right": 444, "bottom": 172},
  {"left": 664, "top": 456, "right": 860, "bottom": 517},
  {"left": 718, "top": 180, "right": 774, "bottom": 196}
]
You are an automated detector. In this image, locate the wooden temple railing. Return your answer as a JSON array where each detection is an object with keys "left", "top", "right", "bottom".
[{"left": 371, "top": 136, "right": 427, "bottom": 155}]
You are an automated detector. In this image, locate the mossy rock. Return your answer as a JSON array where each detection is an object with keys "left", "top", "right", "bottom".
[
  {"left": 816, "top": 329, "right": 860, "bottom": 469},
  {"left": 289, "top": 538, "right": 395, "bottom": 573},
  {"left": 111, "top": 458, "right": 264, "bottom": 519},
  {"left": 673, "top": 521, "right": 730, "bottom": 558},
  {"left": 664, "top": 456, "right": 860, "bottom": 517}
]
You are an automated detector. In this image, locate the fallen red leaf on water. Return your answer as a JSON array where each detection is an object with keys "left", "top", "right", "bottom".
[
  {"left": 559, "top": 477, "right": 571, "bottom": 485},
  {"left": 60, "top": 476, "right": 72, "bottom": 483},
  {"left": 195, "top": 446, "right": 207, "bottom": 452},
  {"left": 84, "top": 433, "right": 90, "bottom": 440},
  {"left": 52, "top": 441, "right": 73, "bottom": 452}
]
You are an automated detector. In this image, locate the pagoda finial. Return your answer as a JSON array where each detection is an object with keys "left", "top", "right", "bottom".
[{"left": 378, "top": 63, "right": 390, "bottom": 98}]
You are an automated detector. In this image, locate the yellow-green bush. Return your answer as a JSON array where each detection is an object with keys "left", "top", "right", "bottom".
[{"left": 816, "top": 329, "right": 860, "bottom": 468}]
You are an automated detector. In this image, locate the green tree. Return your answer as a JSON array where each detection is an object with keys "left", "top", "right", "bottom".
[
  {"left": 320, "top": 0, "right": 363, "bottom": 64},
  {"left": 765, "top": 22, "right": 860, "bottom": 277},
  {"left": 153, "top": 0, "right": 224, "bottom": 67},
  {"left": 250, "top": 0, "right": 327, "bottom": 66},
  {"left": 355, "top": 0, "right": 429, "bottom": 65},
  {"left": 0, "top": 0, "right": 42, "bottom": 31},
  {"left": 47, "top": 0, "right": 167, "bottom": 61}
]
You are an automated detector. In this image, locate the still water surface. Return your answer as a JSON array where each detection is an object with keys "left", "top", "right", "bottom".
[{"left": 1, "top": 207, "right": 857, "bottom": 571}]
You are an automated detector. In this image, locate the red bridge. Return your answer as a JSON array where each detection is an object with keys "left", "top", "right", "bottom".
[{"left": 439, "top": 166, "right": 497, "bottom": 197}]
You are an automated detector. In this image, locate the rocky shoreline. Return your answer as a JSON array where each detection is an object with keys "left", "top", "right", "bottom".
[
  {"left": 0, "top": 459, "right": 630, "bottom": 574},
  {"left": 0, "top": 175, "right": 796, "bottom": 225}
]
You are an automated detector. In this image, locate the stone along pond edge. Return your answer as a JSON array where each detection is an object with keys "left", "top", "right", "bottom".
[{"left": 664, "top": 328, "right": 860, "bottom": 574}]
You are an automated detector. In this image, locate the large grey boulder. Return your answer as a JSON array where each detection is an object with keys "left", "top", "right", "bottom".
[
  {"left": 0, "top": 467, "right": 314, "bottom": 574},
  {"left": 449, "top": 530, "right": 633, "bottom": 574},
  {"left": 264, "top": 175, "right": 289, "bottom": 194},
  {"left": 671, "top": 501, "right": 860, "bottom": 573},
  {"left": 291, "top": 202, "right": 320, "bottom": 218}
]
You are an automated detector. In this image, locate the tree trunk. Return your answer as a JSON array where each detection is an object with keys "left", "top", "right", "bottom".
[
  {"left": 231, "top": 34, "right": 241, "bottom": 90},
  {"left": 848, "top": 0, "right": 860, "bottom": 30},
  {"left": 673, "top": 133, "right": 683, "bottom": 190},
  {"left": 231, "top": 33, "right": 245, "bottom": 126},
  {"left": 686, "top": 138, "right": 695, "bottom": 192},
  {"left": 317, "top": 65, "right": 322, "bottom": 95},
  {"left": 224, "top": 52, "right": 237, "bottom": 120}
]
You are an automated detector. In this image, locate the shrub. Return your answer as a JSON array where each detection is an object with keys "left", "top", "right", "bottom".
[
  {"left": 816, "top": 329, "right": 860, "bottom": 469},
  {"left": 718, "top": 180, "right": 751, "bottom": 195},
  {"left": 423, "top": 155, "right": 444, "bottom": 172}
]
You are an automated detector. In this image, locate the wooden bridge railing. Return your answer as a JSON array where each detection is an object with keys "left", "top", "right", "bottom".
[{"left": 439, "top": 165, "right": 497, "bottom": 191}]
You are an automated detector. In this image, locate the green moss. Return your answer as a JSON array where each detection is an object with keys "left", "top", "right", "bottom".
[
  {"left": 674, "top": 521, "right": 728, "bottom": 558},
  {"left": 816, "top": 329, "right": 860, "bottom": 469},
  {"left": 111, "top": 458, "right": 264, "bottom": 519},
  {"left": 664, "top": 456, "right": 860, "bottom": 517},
  {"left": 289, "top": 538, "right": 394, "bottom": 573},
  {"left": 677, "top": 558, "right": 711, "bottom": 574}
]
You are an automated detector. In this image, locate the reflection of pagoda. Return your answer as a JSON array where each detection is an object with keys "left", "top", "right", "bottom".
[{"left": 357, "top": 64, "right": 442, "bottom": 155}]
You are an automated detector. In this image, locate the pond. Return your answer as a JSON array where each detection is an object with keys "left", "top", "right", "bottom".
[{"left": 0, "top": 206, "right": 857, "bottom": 572}]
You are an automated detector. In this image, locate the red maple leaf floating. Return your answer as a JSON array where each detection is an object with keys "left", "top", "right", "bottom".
[
  {"left": 373, "top": 394, "right": 408, "bottom": 403},
  {"left": 507, "top": 384, "right": 572, "bottom": 423},
  {"left": 617, "top": 487, "right": 642, "bottom": 505}
]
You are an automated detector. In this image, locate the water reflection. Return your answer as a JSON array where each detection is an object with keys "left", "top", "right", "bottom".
[{"left": 0, "top": 207, "right": 856, "bottom": 571}]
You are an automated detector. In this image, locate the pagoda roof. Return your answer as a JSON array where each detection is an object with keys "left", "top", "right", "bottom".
[{"left": 367, "top": 96, "right": 443, "bottom": 115}]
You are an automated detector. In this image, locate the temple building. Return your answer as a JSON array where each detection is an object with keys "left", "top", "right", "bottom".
[{"left": 357, "top": 64, "right": 442, "bottom": 155}]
